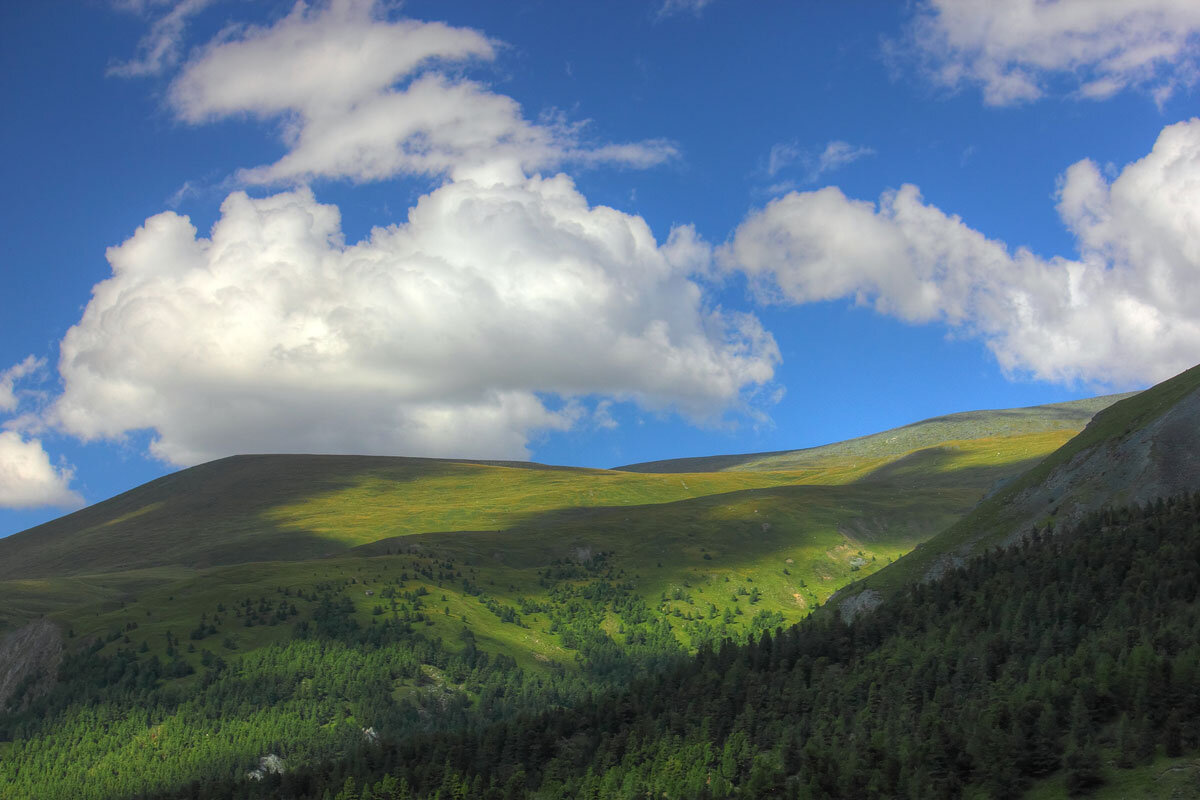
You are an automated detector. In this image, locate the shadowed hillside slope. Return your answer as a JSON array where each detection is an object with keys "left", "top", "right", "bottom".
[
  {"left": 835, "top": 363, "right": 1200, "bottom": 613},
  {"left": 0, "top": 455, "right": 827, "bottom": 581},
  {"left": 0, "top": 455, "right": 583, "bottom": 580}
]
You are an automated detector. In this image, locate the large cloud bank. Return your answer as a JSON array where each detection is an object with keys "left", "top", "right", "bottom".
[
  {"left": 723, "top": 119, "right": 1200, "bottom": 387},
  {"left": 910, "top": 0, "right": 1200, "bottom": 105},
  {"left": 50, "top": 176, "right": 777, "bottom": 465}
]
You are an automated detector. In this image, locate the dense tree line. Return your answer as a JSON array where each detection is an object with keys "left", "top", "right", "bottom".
[{"left": 162, "top": 493, "right": 1200, "bottom": 799}]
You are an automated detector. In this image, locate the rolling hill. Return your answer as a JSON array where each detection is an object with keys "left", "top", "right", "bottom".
[{"left": 0, "top": 395, "right": 1127, "bottom": 639}]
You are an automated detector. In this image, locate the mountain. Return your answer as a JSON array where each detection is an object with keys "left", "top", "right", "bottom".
[
  {"left": 7, "top": 385, "right": 1196, "bottom": 800},
  {"left": 834, "top": 363, "right": 1200, "bottom": 614}
]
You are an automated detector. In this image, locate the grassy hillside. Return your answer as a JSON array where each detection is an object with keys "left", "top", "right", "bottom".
[
  {"left": 0, "top": 395, "right": 1119, "bottom": 690},
  {"left": 0, "top": 399, "right": 1094, "bottom": 590},
  {"left": 617, "top": 393, "right": 1133, "bottom": 473},
  {"left": 0, "top": 425, "right": 1079, "bottom": 638}
]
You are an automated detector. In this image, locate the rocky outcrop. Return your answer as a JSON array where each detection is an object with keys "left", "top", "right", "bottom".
[
  {"left": 837, "top": 589, "right": 883, "bottom": 624},
  {"left": 0, "top": 618, "right": 63, "bottom": 711},
  {"left": 246, "top": 754, "right": 285, "bottom": 781}
]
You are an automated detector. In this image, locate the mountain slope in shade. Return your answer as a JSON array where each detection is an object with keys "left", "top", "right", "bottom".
[
  {"left": 0, "top": 455, "right": 582, "bottom": 581},
  {"left": 836, "top": 363, "right": 1200, "bottom": 615}
]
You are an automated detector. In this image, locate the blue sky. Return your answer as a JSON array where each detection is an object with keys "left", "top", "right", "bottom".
[{"left": 2, "top": 0, "right": 1199, "bottom": 536}]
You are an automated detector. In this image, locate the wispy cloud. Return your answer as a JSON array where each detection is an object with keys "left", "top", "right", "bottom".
[
  {"left": 0, "top": 356, "right": 43, "bottom": 413},
  {"left": 656, "top": 0, "right": 717, "bottom": 20},
  {"left": 765, "top": 139, "right": 875, "bottom": 187},
  {"left": 108, "top": 0, "right": 216, "bottom": 78}
]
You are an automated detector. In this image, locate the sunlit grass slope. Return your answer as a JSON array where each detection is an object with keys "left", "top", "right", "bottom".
[
  {"left": 617, "top": 393, "right": 1133, "bottom": 473},
  {"left": 41, "top": 479, "right": 967, "bottom": 677},
  {"left": 0, "top": 456, "right": 805, "bottom": 579}
]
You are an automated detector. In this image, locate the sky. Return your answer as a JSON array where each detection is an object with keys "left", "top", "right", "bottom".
[{"left": 2, "top": 0, "right": 1199, "bottom": 537}]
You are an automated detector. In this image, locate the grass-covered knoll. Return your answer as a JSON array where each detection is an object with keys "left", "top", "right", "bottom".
[
  {"left": 0, "top": 568, "right": 192, "bottom": 632},
  {"left": 617, "top": 393, "right": 1133, "bottom": 473},
  {"left": 35, "top": 478, "right": 968, "bottom": 676}
]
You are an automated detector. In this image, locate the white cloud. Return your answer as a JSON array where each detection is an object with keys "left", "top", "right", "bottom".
[
  {"left": 50, "top": 175, "right": 778, "bottom": 466},
  {"left": 909, "top": 0, "right": 1200, "bottom": 105},
  {"left": 722, "top": 118, "right": 1200, "bottom": 388},
  {"left": 766, "top": 142, "right": 801, "bottom": 178},
  {"left": 765, "top": 140, "right": 875, "bottom": 184},
  {"left": 109, "top": 0, "right": 215, "bottom": 77},
  {"left": 0, "top": 356, "right": 43, "bottom": 413},
  {"left": 0, "top": 432, "right": 82, "bottom": 510},
  {"left": 169, "top": 0, "right": 675, "bottom": 185},
  {"left": 812, "top": 141, "right": 875, "bottom": 181},
  {"left": 657, "top": 0, "right": 717, "bottom": 20}
]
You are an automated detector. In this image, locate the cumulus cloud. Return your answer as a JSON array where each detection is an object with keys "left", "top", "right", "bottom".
[
  {"left": 722, "top": 118, "right": 1200, "bottom": 387},
  {"left": 908, "top": 0, "right": 1200, "bottom": 105},
  {"left": 50, "top": 175, "right": 778, "bottom": 466},
  {"left": 168, "top": 0, "right": 675, "bottom": 185},
  {"left": 109, "top": 0, "right": 215, "bottom": 77},
  {"left": 0, "top": 432, "right": 83, "bottom": 510}
]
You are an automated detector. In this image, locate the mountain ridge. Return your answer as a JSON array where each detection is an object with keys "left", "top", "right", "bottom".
[{"left": 615, "top": 393, "right": 1135, "bottom": 474}]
